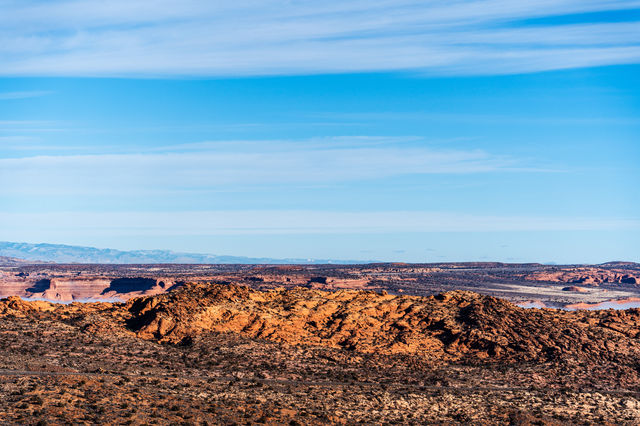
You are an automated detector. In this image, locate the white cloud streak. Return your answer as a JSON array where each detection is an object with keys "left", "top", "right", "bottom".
[
  {"left": 0, "top": 139, "right": 516, "bottom": 195},
  {"left": 1, "top": 210, "right": 638, "bottom": 235},
  {"left": 0, "top": 90, "right": 52, "bottom": 100},
  {"left": 0, "top": 0, "right": 639, "bottom": 76}
]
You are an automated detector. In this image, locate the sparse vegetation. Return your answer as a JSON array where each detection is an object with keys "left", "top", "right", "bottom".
[{"left": 0, "top": 266, "right": 640, "bottom": 423}]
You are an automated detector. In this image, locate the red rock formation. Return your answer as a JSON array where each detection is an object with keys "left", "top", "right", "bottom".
[
  {"left": 0, "top": 276, "right": 181, "bottom": 302},
  {"left": 525, "top": 267, "right": 640, "bottom": 285},
  {"left": 122, "top": 283, "right": 640, "bottom": 363},
  {"left": 562, "top": 286, "right": 588, "bottom": 293}
]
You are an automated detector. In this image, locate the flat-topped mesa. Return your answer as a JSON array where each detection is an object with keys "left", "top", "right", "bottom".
[
  {"left": 0, "top": 276, "right": 180, "bottom": 302},
  {"left": 123, "top": 282, "right": 640, "bottom": 363},
  {"left": 525, "top": 267, "right": 640, "bottom": 285}
]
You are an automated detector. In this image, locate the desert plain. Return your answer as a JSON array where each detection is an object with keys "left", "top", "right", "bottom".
[{"left": 1, "top": 259, "right": 640, "bottom": 424}]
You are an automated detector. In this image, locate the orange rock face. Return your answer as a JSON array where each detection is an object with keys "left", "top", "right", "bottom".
[
  {"left": 526, "top": 267, "right": 640, "bottom": 285},
  {"left": 5, "top": 276, "right": 640, "bottom": 366},
  {"left": 120, "top": 282, "right": 640, "bottom": 364},
  {"left": 0, "top": 275, "right": 180, "bottom": 302}
]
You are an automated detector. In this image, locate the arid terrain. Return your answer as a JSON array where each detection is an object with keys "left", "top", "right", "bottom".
[
  {"left": 2, "top": 259, "right": 640, "bottom": 307},
  {"left": 1, "top": 261, "right": 640, "bottom": 424}
]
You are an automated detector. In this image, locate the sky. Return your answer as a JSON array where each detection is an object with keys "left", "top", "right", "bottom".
[{"left": 0, "top": 0, "right": 639, "bottom": 263}]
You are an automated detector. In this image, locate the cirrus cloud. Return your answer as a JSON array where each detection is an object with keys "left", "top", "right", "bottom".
[
  {"left": 0, "top": 0, "right": 639, "bottom": 76},
  {"left": 0, "top": 138, "right": 519, "bottom": 196}
]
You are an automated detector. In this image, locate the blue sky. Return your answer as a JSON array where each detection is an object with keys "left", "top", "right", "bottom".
[{"left": 1, "top": 0, "right": 639, "bottom": 263}]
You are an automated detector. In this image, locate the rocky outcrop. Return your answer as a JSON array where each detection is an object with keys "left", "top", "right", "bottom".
[
  {"left": 562, "top": 286, "right": 588, "bottom": 292},
  {"left": 526, "top": 268, "right": 640, "bottom": 285},
  {"left": 123, "top": 282, "right": 640, "bottom": 363},
  {"left": 0, "top": 295, "right": 57, "bottom": 316},
  {"left": 4, "top": 281, "right": 640, "bottom": 366}
]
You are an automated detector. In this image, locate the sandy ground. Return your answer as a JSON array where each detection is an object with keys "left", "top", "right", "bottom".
[{"left": 485, "top": 282, "right": 640, "bottom": 305}]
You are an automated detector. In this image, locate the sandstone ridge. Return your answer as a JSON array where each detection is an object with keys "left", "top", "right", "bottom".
[
  {"left": 4, "top": 281, "right": 640, "bottom": 365},
  {"left": 124, "top": 282, "right": 640, "bottom": 363}
]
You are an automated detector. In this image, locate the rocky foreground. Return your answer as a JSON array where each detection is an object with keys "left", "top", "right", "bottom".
[{"left": 2, "top": 282, "right": 640, "bottom": 424}]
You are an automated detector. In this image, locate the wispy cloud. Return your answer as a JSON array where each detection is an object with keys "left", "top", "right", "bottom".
[
  {"left": 0, "top": 1, "right": 638, "bottom": 76},
  {"left": 0, "top": 137, "right": 520, "bottom": 195},
  {"left": 1, "top": 210, "right": 638, "bottom": 235},
  {"left": 0, "top": 90, "right": 53, "bottom": 100},
  {"left": 0, "top": 120, "right": 55, "bottom": 126},
  {"left": 317, "top": 112, "right": 640, "bottom": 126},
  {"left": 0, "top": 120, "right": 65, "bottom": 133}
]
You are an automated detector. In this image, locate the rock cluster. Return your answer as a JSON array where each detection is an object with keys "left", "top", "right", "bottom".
[
  {"left": 4, "top": 281, "right": 640, "bottom": 365},
  {"left": 4, "top": 282, "right": 640, "bottom": 424},
  {"left": 125, "top": 282, "right": 640, "bottom": 363},
  {"left": 527, "top": 267, "right": 639, "bottom": 285}
]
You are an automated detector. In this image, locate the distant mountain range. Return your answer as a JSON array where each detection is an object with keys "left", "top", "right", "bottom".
[{"left": 0, "top": 241, "right": 364, "bottom": 265}]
